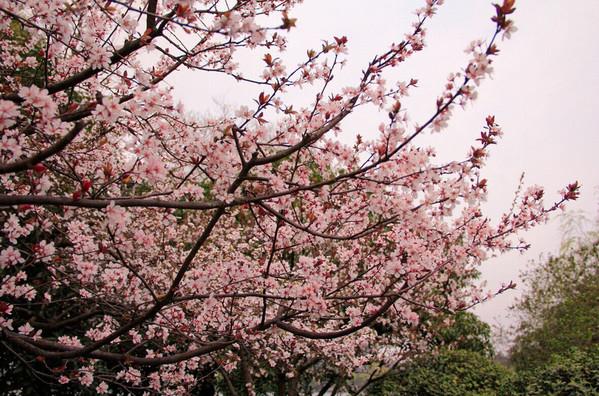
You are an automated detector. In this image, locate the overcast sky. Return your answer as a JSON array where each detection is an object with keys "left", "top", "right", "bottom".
[{"left": 171, "top": 1, "right": 599, "bottom": 340}]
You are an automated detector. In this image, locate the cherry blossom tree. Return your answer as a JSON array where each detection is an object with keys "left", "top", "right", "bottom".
[{"left": 0, "top": 0, "right": 578, "bottom": 394}]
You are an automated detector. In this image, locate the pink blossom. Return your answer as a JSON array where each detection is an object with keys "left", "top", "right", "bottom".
[
  {"left": 88, "top": 45, "right": 111, "bottom": 70},
  {"left": 18, "top": 322, "right": 34, "bottom": 335},
  {"left": 140, "top": 154, "right": 167, "bottom": 183},
  {"left": 105, "top": 202, "right": 130, "bottom": 231},
  {"left": 36, "top": 240, "right": 56, "bottom": 262},
  {"left": 96, "top": 382, "right": 109, "bottom": 394},
  {"left": 116, "top": 367, "right": 142, "bottom": 385},
  {"left": 0, "top": 100, "right": 19, "bottom": 129},
  {"left": 0, "top": 317, "right": 14, "bottom": 330},
  {"left": 93, "top": 96, "right": 124, "bottom": 123},
  {"left": 18, "top": 85, "right": 56, "bottom": 116},
  {"left": 79, "top": 370, "right": 94, "bottom": 386},
  {"left": 0, "top": 246, "right": 23, "bottom": 269},
  {"left": 0, "top": 135, "right": 22, "bottom": 159}
]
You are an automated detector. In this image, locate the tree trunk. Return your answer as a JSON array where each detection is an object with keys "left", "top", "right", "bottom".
[
  {"left": 240, "top": 348, "right": 254, "bottom": 396},
  {"left": 318, "top": 375, "right": 337, "bottom": 396},
  {"left": 276, "top": 371, "right": 287, "bottom": 396},
  {"left": 287, "top": 374, "right": 300, "bottom": 396}
]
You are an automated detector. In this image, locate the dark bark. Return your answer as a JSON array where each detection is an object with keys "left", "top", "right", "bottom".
[
  {"left": 276, "top": 371, "right": 287, "bottom": 396},
  {"left": 318, "top": 375, "right": 337, "bottom": 396},
  {"left": 195, "top": 380, "right": 216, "bottom": 396}
]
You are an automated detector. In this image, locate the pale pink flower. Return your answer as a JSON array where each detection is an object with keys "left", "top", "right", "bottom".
[
  {"left": 18, "top": 323, "right": 34, "bottom": 336},
  {"left": 0, "top": 100, "right": 18, "bottom": 129},
  {"left": 96, "top": 382, "right": 109, "bottom": 394},
  {"left": 36, "top": 240, "right": 56, "bottom": 262},
  {"left": 105, "top": 202, "right": 130, "bottom": 231},
  {"left": 93, "top": 96, "right": 124, "bottom": 123},
  {"left": 0, "top": 317, "right": 14, "bottom": 330},
  {"left": 88, "top": 46, "right": 111, "bottom": 70},
  {"left": 79, "top": 370, "right": 93, "bottom": 386},
  {"left": 0, "top": 135, "right": 22, "bottom": 159},
  {"left": 0, "top": 246, "right": 24, "bottom": 269},
  {"left": 140, "top": 154, "right": 167, "bottom": 183},
  {"left": 18, "top": 85, "right": 56, "bottom": 116}
]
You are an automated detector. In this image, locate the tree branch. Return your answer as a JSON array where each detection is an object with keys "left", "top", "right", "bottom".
[{"left": 0, "top": 122, "right": 85, "bottom": 174}]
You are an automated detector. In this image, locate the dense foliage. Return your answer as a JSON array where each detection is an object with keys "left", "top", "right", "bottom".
[
  {"left": 434, "top": 311, "right": 495, "bottom": 358},
  {"left": 370, "top": 345, "right": 599, "bottom": 396},
  {"left": 369, "top": 349, "right": 513, "bottom": 396},
  {"left": 370, "top": 308, "right": 599, "bottom": 396},
  {"left": 368, "top": 312, "right": 511, "bottom": 396},
  {"left": 510, "top": 233, "right": 599, "bottom": 369},
  {"left": 510, "top": 346, "right": 599, "bottom": 396}
]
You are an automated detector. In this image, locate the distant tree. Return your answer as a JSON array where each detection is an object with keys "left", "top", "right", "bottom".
[
  {"left": 434, "top": 311, "right": 495, "bottom": 358},
  {"left": 509, "top": 231, "right": 599, "bottom": 369},
  {"left": 368, "top": 312, "right": 513, "bottom": 396},
  {"left": 510, "top": 346, "right": 599, "bottom": 396}
]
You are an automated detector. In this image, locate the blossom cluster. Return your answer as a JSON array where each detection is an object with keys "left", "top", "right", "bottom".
[{"left": 0, "top": 0, "right": 577, "bottom": 394}]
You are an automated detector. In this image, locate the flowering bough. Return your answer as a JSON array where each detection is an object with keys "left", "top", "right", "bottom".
[{"left": 0, "top": 0, "right": 578, "bottom": 394}]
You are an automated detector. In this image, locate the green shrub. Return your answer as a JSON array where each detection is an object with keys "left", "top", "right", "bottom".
[
  {"left": 369, "top": 349, "right": 513, "bottom": 396},
  {"left": 510, "top": 346, "right": 599, "bottom": 396}
]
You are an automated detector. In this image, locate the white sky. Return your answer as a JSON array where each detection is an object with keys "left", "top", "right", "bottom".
[{"left": 170, "top": 1, "right": 599, "bottom": 341}]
